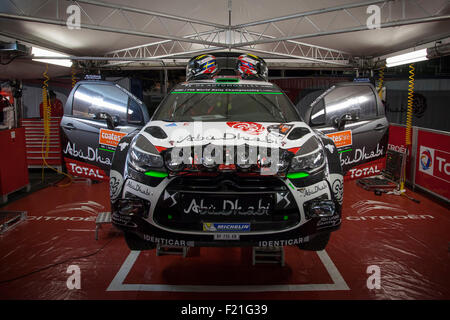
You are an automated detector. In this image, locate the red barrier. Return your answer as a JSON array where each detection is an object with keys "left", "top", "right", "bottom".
[{"left": 415, "top": 129, "right": 450, "bottom": 201}]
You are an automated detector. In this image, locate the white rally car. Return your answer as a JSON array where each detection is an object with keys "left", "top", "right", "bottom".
[
  {"left": 108, "top": 54, "right": 344, "bottom": 251},
  {"left": 61, "top": 53, "right": 345, "bottom": 251}
]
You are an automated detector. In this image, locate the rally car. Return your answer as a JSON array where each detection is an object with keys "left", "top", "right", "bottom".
[{"left": 105, "top": 54, "right": 344, "bottom": 251}]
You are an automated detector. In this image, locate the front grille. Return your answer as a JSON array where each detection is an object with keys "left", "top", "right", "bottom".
[
  {"left": 166, "top": 173, "right": 288, "bottom": 192},
  {"left": 153, "top": 174, "right": 300, "bottom": 232}
]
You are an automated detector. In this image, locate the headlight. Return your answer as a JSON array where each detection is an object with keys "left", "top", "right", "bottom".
[
  {"left": 128, "top": 143, "right": 164, "bottom": 172},
  {"left": 290, "top": 148, "right": 325, "bottom": 172}
]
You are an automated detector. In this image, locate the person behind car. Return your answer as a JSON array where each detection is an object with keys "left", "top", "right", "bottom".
[
  {"left": 39, "top": 90, "right": 63, "bottom": 118},
  {"left": 0, "top": 93, "right": 12, "bottom": 123}
]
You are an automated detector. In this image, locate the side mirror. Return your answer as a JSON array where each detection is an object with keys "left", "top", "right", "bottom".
[
  {"left": 95, "top": 112, "right": 119, "bottom": 129},
  {"left": 333, "top": 112, "right": 359, "bottom": 131}
]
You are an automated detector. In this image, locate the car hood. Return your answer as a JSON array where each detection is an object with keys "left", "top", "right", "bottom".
[{"left": 137, "top": 120, "right": 316, "bottom": 150}]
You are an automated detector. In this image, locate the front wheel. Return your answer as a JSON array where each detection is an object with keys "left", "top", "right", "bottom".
[{"left": 297, "top": 232, "right": 331, "bottom": 251}]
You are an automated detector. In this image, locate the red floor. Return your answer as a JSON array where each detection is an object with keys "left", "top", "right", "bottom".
[{"left": 0, "top": 179, "right": 449, "bottom": 300}]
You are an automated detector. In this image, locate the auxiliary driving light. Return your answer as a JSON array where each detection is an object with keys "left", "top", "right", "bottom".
[
  {"left": 117, "top": 198, "right": 147, "bottom": 217},
  {"left": 165, "top": 151, "right": 185, "bottom": 172},
  {"left": 202, "top": 153, "right": 218, "bottom": 169}
]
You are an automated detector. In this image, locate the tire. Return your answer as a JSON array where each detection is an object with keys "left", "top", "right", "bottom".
[
  {"left": 297, "top": 232, "right": 331, "bottom": 251},
  {"left": 124, "top": 232, "right": 156, "bottom": 251}
]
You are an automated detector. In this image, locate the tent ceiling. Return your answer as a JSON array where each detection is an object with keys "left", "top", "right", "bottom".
[{"left": 0, "top": 0, "right": 449, "bottom": 79}]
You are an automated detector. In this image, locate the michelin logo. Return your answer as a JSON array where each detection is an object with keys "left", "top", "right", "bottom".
[{"left": 203, "top": 223, "right": 250, "bottom": 232}]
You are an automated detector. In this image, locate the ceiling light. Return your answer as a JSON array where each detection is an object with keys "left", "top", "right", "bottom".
[
  {"left": 386, "top": 49, "right": 428, "bottom": 67},
  {"left": 32, "top": 47, "right": 72, "bottom": 68}
]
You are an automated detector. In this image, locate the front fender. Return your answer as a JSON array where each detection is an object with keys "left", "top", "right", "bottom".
[
  {"left": 316, "top": 130, "right": 344, "bottom": 208},
  {"left": 109, "top": 130, "right": 140, "bottom": 202}
]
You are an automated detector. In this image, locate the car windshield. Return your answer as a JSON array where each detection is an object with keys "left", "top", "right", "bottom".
[{"left": 152, "top": 83, "right": 300, "bottom": 122}]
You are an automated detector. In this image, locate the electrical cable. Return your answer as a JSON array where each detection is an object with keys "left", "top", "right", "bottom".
[
  {"left": 0, "top": 54, "right": 20, "bottom": 65},
  {"left": 40, "top": 64, "right": 73, "bottom": 187},
  {"left": 405, "top": 64, "right": 415, "bottom": 146},
  {"left": 71, "top": 65, "right": 77, "bottom": 88},
  {"left": 0, "top": 238, "right": 115, "bottom": 285},
  {"left": 41, "top": 64, "right": 50, "bottom": 183},
  {"left": 377, "top": 65, "right": 385, "bottom": 100},
  {"left": 399, "top": 63, "right": 415, "bottom": 195},
  {"left": 41, "top": 136, "right": 73, "bottom": 187}
]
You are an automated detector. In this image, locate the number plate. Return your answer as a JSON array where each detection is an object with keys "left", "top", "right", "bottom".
[{"left": 214, "top": 233, "right": 240, "bottom": 240}]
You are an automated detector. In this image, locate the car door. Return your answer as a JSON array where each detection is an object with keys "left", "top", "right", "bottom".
[
  {"left": 299, "top": 83, "right": 389, "bottom": 179},
  {"left": 60, "top": 81, "right": 149, "bottom": 180}
]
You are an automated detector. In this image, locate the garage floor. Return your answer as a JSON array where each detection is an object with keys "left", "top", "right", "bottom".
[{"left": 0, "top": 179, "right": 449, "bottom": 300}]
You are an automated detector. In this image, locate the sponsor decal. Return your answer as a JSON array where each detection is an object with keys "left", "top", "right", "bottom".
[
  {"left": 419, "top": 147, "right": 433, "bottom": 173},
  {"left": 226, "top": 122, "right": 265, "bottom": 135},
  {"left": 163, "top": 190, "right": 178, "bottom": 207},
  {"left": 276, "top": 192, "right": 291, "bottom": 208},
  {"left": 99, "top": 128, "right": 127, "bottom": 149},
  {"left": 65, "top": 157, "right": 107, "bottom": 180},
  {"left": 388, "top": 143, "right": 408, "bottom": 155},
  {"left": 340, "top": 143, "right": 384, "bottom": 167},
  {"left": 331, "top": 179, "right": 344, "bottom": 204},
  {"left": 109, "top": 170, "right": 123, "bottom": 200},
  {"left": 267, "top": 124, "right": 293, "bottom": 138},
  {"left": 346, "top": 214, "right": 434, "bottom": 221},
  {"left": 258, "top": 236, "right": 310, "bottom": 247},
  {"left": 175, "top": 132, "right": 279, "bottom": 144},
  {"left": 347, "top": 163, "right": 381, "bottom": 179},
  {"left": 326, "top": 130, "right": 352, "bottom": 148},
  {"left": 142, "top": 234, "right": 186, "bottom": 246},
  {"left": 125, "top": 179, "right": 152, "bottom": 198},
  {"left": 419, "top": 146, "right": 449, "bottom": 182},
  {"left": 317, "top": 215, "right": 341, "bottom": 229},
  {"left": 203, "top": 223, "right": 251, "bottom": 232},
  {"left": 298, "top": 182, "right": 328, "bottom": 197},
  {"left": 415, "top": 130, "right": 450, "bottom": 199},
  {"left": 185, "top": 198, "right": 270, "bottom": 216},
  {"left": 63, "top": 142, "right": 112, "bottom": 166},
  {"left": 165, "top": 123, "right": 177, "bottom": 127}
]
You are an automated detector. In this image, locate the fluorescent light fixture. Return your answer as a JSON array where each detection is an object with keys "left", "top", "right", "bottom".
[
  {"left": 386, "top": 49, "right": 428, "bottom": 67},
  {"left": 32, "top": 47, "right": 72, "bottom": 68}
]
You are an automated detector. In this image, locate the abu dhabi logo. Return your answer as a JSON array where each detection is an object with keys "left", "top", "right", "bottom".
[{"left": 419, "top": 146, "right": 434, "bottom": 175}]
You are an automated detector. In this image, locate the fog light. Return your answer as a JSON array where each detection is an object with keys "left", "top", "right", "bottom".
[
  {"left": 117, "top": 199, "right": 147, "bottom": 216},
  {"left": 308, "top": 200, "right": 335, "bottom": 218}
]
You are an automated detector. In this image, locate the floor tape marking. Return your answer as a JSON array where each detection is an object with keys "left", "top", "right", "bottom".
[{"left": 107, "top": 249, "right": 350, "bottom": 293}]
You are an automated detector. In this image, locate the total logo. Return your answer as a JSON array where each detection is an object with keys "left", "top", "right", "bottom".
[
  {"left": 64, "top": 158, "right": 108, "bottom": 181},
  {"left": 419, "top": 146, "right": 449, "bottom": 182},
  {"left": 419, "top": 148, "right": 433, "bottom": 171},
  {"left": 345, "top": 158, "right": 385, "bottom": 180},
  {"left": 348, "top": 165, "right": 381, "bottom": 179}
]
